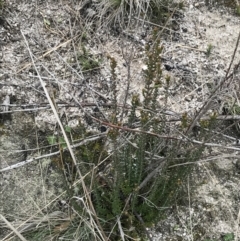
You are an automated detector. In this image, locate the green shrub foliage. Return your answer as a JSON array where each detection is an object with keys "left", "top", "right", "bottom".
[
  {"left": 43, "top": 27, "right": 212, "bottom": 240},
  {"left": 85, "top": 28, "right": 207, "bottom": 240}
]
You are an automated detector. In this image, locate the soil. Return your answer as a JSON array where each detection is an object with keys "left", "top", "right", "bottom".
[{"left": 0, "top": 0, "right": 240, "bottom": 240}]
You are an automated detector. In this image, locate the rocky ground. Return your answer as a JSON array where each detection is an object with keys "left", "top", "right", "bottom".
[{"left": 0, "top": 0, "right": 240, "bottom": 240}]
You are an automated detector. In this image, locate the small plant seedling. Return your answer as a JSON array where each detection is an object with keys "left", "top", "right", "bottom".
[
  {"left": 47, "top": 135, "right": 67, "bottom": 148},
  {"left": 206, "top": 44, "right": 213, "bottom": 57},
  {"left": 47, "top": 126, "right": 71, "bottom": 148},
  {"left": 58, "top": 136, "right": 67, "bottom": 148},
  {"left": 77, "top": 45, "right": 100, "bottom": 71},
  {"left": 47, "top": 135, "right": 57, "bottom": 145},
  {"left": 222, "top": 233, "right": 234, "bottom": 241}
]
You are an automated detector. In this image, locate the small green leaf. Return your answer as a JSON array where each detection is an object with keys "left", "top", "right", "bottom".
[
  {"left": 223, "top": 233, "right": 234, "bottom": 241},
  {"left": 58, "top": 136, "right": 67, "bottom": 148},
  {"left": 65, "top": 126, "right": 71, "bottom": 133},
  {"left": 47, "top": 136, "right": 56, "bottom": 145}
]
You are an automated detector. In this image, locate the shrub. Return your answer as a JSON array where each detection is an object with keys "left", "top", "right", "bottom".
[{"left": 62, "top": 28, "right": 209, "bottom": 240}]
